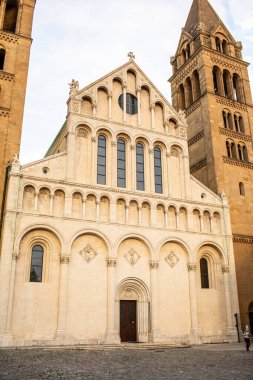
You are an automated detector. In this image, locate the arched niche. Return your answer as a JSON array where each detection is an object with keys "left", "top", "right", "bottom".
[
  {"left": 38, "top": 187, "right": 50, "bottom": 214},
  {"left": 154, "top": 102, "right": 164, "bottom": 132},
  {"left": 53, "top": 190, "right": 65, "bottom": 217},
  {"left": 81, "top": 96, "right": 93, "bottom": 116},
  {"left": 96, "top": 87, "right": 109, "bottom": 119},
  {"left": 99, "top": 196, "right": 110, "bottom": 222},
  {"left": 140, "top": 86, "right": 151, "bottom": 129},
  {"left": 23, "top": 185, "right": 35, "bottom": 212},
  {"left": 72, "top": 192, "right": 83, "bottom": 218},
  {"left": 116, "top": 198, "right": 126, "bottom": 224},
  {"left": 75, "top": 125, "right": 92, "bottom": 184}
]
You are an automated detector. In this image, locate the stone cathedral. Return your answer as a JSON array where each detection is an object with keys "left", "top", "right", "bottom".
[{"left": 0, "top": 0, "right": 252, "bottom": 347}]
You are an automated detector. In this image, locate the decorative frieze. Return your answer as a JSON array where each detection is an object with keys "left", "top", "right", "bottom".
[
  {"left": 216, "top": 98, "right": 247, "bottom": 112},
  {"left": 185, "top": 100, "right": 201, "bottom": 117},
  {"left": 0, "top": 31, "right": 18, "bottom": 43},
  {"left": 165, "top": 251, "right": 179, "bottom": 268},
  {"left": 223, "top": 157, "right": 253, "bottom": 169},
  {"left": 0, "top": 72, "right": 14, "bottom": 81},
  {"left": 107, "top": 258, "right": 117, "bottom": 267},
  {"left": 219, "top": 128, "right": 251, "bottom": 142},
  {"left": 233, "top": 235, "right": 253, "bottom": 244},
  {"left": 188, "top": 130, "right": 204, "bottom": 147},
  {"left": 79, "top": 244, "right": 97, "bottom": 263},
  {"left": 174, "top": 58, "right": 198, "bottom": 85},
  {"left": 190, "top": 158, "right": 207, "bottom": 174}
]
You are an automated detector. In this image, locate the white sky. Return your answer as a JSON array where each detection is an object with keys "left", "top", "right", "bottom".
[{"left": 20, "top": 0, "right": 253, "bottom": 163}]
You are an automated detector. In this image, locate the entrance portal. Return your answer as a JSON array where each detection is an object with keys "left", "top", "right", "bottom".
[{"left": 120, "top": 300, "right": 137, "bottom": 342}]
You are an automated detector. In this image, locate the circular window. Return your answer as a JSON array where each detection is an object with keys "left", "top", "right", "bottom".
[
  {"left": 118, "top": 93, "right": 138, "bottom": 115},
  {"left": 42, "top": 167, "right": 49, "bottom": 174}
]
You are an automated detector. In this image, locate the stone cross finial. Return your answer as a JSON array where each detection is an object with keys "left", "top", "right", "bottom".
[{"left": 128, "top": 52, "right": 135, "bottom": 60}]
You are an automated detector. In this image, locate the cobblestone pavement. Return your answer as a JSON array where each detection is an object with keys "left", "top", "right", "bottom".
[{"left": 0, "top": 344, "right": 252, "bottom": 380}]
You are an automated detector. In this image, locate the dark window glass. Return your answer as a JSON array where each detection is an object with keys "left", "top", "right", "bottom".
[
  {"left": 200, "top": 258, "right": 209, "bottom": 289},
  {"left": 3, "top": 0, "right": 18, "bottom": 33},
  {"left": 136, "top": 143, "right": 145, "bottom": 191},
  {"left": 118, "top": 93, "right": 138, "bottom": 115},
  {"left": 154, "top": 147, "right": 163, "bottom": 194},
  {"left": 97, "top": 135, "right": 106, "bottom": 185},
  {"left": 0, "top": 49, "right": 5, "bottom": 71},
  {"left": 117, "top": 139, "right": 126, "bottom": 188},
  {"left": 30, "top": 245, "right": 44, "bottom": 283}
]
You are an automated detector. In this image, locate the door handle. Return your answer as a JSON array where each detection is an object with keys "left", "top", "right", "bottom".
[{"left": 131, "top": 321, "right": 135, "bottom": 324}]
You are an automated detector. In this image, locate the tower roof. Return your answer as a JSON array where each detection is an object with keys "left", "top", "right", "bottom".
[{"left": 184, "top": 0, "right": 222, "bottom": 36}]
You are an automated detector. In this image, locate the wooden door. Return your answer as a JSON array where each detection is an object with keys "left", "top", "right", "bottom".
[{"left": 120, "top": 300, "right": 137, "bottom": 342}]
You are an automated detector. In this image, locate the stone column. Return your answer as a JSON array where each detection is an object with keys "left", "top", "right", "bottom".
[
  {"left": 96, "top": 201, "right": 100, "bottom": 222},
  {"left": 106, "top": 258, "right": 120, "bottom": 343},
  {"left": 125, "top": 205, "right": 129, "bottom": 224},
  {"left": 222, "top": 265, "right": 234, "bottom": 332},
  {"left": 66, "top": 132, "right": 75, "bottom": 181},
  {"left": 150, "top": 261, "right": 161, "bottom": 342},
  {"left": 56, "top": 254, "right": 70, "bottom": 339},
  {"left": 176, "top": 212, "right": 180, "bottom": 229},
  {"left": 91, "top": 137, "right": 97, "bottom": 185},
  {"left": 92, "top": 104, "right": 97, "bottom": 117},
  {"left": 50, "top": 194, "right": 54, "bottom": 214},
  {"left": 183, "top": 155, "right": 191, "bottom": 199},
  {"left": 0, "top": 0, "right": 6, "bottom": 29},
  {"left": 150, "top": 104, "right": 155, "bottom": 129},
  {"left": 5, "top": 251, "right": 19, "bottom": 335},
  {"left": 108, "top": 95, "right": 112, "bottom": 119},
  {"left": 164, "top": 210, "right": 169, "bottom": 228},
  {"left": 82, "top": 199, "right": 86, "bottom": 219},
  {"left": 138, "top": 206, "right": 142, "bottom": 225},
  {"left": 137, "top": 89, "right": 141, "bottom": 126},
  {"left": 200, "top": 213, "right": 204, "bottom": 232},
  {"left": 131, "top": 144, "right": 136, "bottom": 191},
  {"left": 34, "top": 192, "right": 39, "bottom": 211},
  {"left": 111, "top": 141, "right": 117, "bottom": 188},
  {"left": 123, "top": 85, "right": 127, "bottom": 122},
  {"left": 149, "top": 149, "right": 155, "bottom": 193},
  {"left": 166, "top": 152, "right": 172, "bottom": 197},
  {"left": 187, "top": 263, "right": 200, "bottom": 343}
]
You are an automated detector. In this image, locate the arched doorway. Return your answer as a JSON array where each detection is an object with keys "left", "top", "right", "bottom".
[
  {"left": 249, "top": 302, "right": 253, "bottom": 334},
  {"left": 116, "top": 277, "right": 150, "bottom": 343}
]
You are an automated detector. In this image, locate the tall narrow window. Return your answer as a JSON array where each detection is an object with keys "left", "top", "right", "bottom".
[
  {"left": 239, "top": 182, "right": 245, "bottom": 196},
  {"left": 30, "top": 245, "right": 44, "bottom": 283},
  {"left": 200, "top": 258, "right": 209, "bottom": 289},
  {"left": 117, "top": 139, "right": 126, "bottom": 188},
  {"left": 0, "top": 49, "right": 5, "bottom": 71},
  {"left": 97, "top": 135, "right": 106, "bottom": 185},
  {"left": 136, "top": 143, "right": 145, "bottom": 191},
  {"left": 222, "top": 111, "right": 227, "bottom": 129},
  {"left": 154, "top": 147, "right": 163, "bottom": 194},
  {"left": 3, "top": 0, "right": 18, "bottom": 33}
]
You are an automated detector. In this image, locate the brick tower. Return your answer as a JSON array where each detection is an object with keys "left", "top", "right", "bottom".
[
  {"left": 170, "top": 0, "right": 253, "bottom": 331},
  {"left": 0, "top": 0, "right": 36, "bottom": 209}
]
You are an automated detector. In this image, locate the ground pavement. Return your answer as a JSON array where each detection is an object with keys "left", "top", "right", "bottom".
[{"left": 0, "top": 343, "right": 252, "bottom": 379}]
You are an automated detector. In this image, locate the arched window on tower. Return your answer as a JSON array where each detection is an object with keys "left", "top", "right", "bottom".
[
  {"left": 239, "top": 182, "right": 245, "bottom": 196},
  {"left": 185, "top": 77, "right": 193, "bottom": 108},
  {"left": 228, "top": 112, "right": 233, "bottom": 130},
  {"left": 136, "top": 143, "right": 145, "bottom": 191},
  {"left": 154, "top": 146, "right": 163, "bottom": 194},
  {"left": 233, "top": 73, "right": 244, "bottom": 103},
  {"left": 243, "top": 145, "right": 249, "bottom": 162},
  {"left": 117, "top": 139, "right": 126, "bottom": 188},
  {"left": 231, "top": 142, "right": 237, "bottom": 158},
  {"left": 97, "top": 135, "right": 106, "bottom": 185},
  {"left": 0, "top": 49, "right": 6, "bottom": 70},
  {"left": 239, "top": 116, "right": 245, "bottom": 134},
  {"left": 223, "top": 70, "right": 233, "bottom": 99},
  {"left": 30, "top": 245, "right": 44, "bottom": 283},
  {"left": 178, "top": 84, "right": 186, "bottom": 111},
  {"left": 222, "top": 40, "right": 229, "bottom": 55},
  {"left": 215, "top": 37, "right": 221, "bottom": 52},
  {"left": 192, "top": 70, "right": 201, "bottom": 100},
  {"left": 213, "top": 66, "right": 222, "bottom": 96},
  {"left": 3, "top": 0, "right": 18, "bottom": 33},
  {"left": 186, "top": 43, "right": 191, "bottom": 59},
  {"left": 234, "top": 114, "right": 240, "bottom": 132},
  {"left": 200, "top": 258, "right": 209, "bottom": 289},
  {"left": 222, "top": 111, "right": 228, "bottom": 129}
]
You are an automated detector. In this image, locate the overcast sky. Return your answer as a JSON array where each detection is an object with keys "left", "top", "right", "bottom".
[{"left": 20, "top": 0, "right": 253, "bottom": 164}]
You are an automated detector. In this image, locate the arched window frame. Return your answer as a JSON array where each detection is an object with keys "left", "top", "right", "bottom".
[
  {"left": 117, "top": 138, "right": 126, "bottom": 188},
  {"left": 3, "top": 0, "right": 19, "bottom": 34},
  {"left": 97, "top": 134, "right": 107, "bottom": 185},
  {"left": 215, "top": 37, "right": 221, "bottom": 52},
  {"left": 136, "top": 142, "right": 145, "bottom": 191},
  {"left": 200, "top": 257, "right": 210, "bottom": 289},
  {"left": 154, "top": 146, "right": 163, "bottom": 194},
  {"left": 29, "top": 245, "right": 44, "bottom": 283},
  {"left": 0, "top": 48, "right": 6, "bottom": 71}
]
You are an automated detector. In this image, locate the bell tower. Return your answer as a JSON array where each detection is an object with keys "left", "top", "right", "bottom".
[
  {"left": 170, "top": 0, "right": 253, "bottom": 329},
  {"left": 0, "top": 0, "right": 36, "bottom": 207}
]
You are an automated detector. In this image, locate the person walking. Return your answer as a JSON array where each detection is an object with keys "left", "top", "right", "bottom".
[{"left": 243, "top": 325, "right": 251, "bottom": 351}]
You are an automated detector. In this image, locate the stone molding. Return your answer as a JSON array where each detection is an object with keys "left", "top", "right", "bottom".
[
  {"left": 223, "top": 156, "right": 253, "bottom": 169},
  {"left": 107, "top": 258, "right": 117, "bottom": 267},
  {"left": 0, "top": 72, "right": 14, "bottom": 81},
  {"left": 185, "top": 100, "right": 201, "bottom": 117},
  {"left": 188, "top": 130, "right": 204, "bottom": 147},
  {"left": 216, "top": 97, "right": 247, "bottom": 112},
  {"left": 174, "top": 58, "right": 199, "bottom": 85},
  {"left": 233, "top": 235, "right": 253, "bottom": 244},
  {"left": 219, "top": 128, "right": 252, "bottom": 142},
  {"left": 190, "top": 158, "right": 207, "bottom": 174}
]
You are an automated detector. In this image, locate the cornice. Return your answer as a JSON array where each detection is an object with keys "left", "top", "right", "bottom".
[
  {"left": 223, "top": 156, "right": 253, "bottom": 169},
  {"left": 233, "top": 235, "right": 253, "bottom": 244},
  {"left": 215, "top": 97, "right": 248, "bottom": 112},
  {"left": 190, "top": 158, "right": 207, "bottom": 174},
  {"left": 0, "top": 31, "right": 19, "bottom": 44},
  {"left": 219, "top": 128, "right": 252, "bottom": 142},
  {"left": 188, "top": 130, "right": 204, "bottom": 147},
  {"left": 0, "top": 72, "right": 14, "bottom": 81},
  {"left": 185, "top": 100, "right": 201, "bottom": 116}
]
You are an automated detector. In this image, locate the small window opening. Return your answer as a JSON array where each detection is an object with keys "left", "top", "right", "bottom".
[
  {"left": 30, "top": 245, "right": 44, "bottom": 283},
  {"left": 239, "top": 182, "right": 245, "bottom": 196},
  {"left": 3, "top": 0, "right": 18, "bottom": 33},
  {"left": 0, "top": 49, "right": 5, "bottom": 70},
  {"left": 200, "top": 258, "right": 209, "bottom": 289}
]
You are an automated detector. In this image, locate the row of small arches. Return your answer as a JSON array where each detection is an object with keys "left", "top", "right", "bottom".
[
  {"left": 177, "top": 70, "right": 201, "bottom": 110},
  {"left": 226, "top": 140, "right": 249, "bottom": 162},
  {"left": 22, "top": 186, "right": 222, "bottom": 234},
  {"left": 222, "top": 109, "right": 245, "bottom": 134}
]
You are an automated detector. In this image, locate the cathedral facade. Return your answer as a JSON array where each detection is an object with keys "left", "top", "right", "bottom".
[{"left": 0, "top": 58, "right": 239, "bottom": 346}]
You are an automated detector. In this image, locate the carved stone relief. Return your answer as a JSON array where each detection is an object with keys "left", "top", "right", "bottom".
[
  {"left": 165, "top": 251, "right": 179, "bottom": 268},
  {"left": 79, "top": 243, "right": 97, "bottom": 263},
  {"left": 125, "top": 248, "right": 140, "bottom": 265}
]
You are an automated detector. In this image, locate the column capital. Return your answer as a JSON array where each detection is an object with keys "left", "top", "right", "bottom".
[
  {"left": 188, "top": 263, "right": 197, "bottom": 272},
  {"left": 60, "top": 254, "right": 71, "bottom": 264},
  {"left": 149, "top": 148, "right": 154, "bottom": 155},
  {"left": 111, "top": 141, "right": 117, "bottom": 147},
  {"left": 222, "top": 265, "right": 230, "bottom": 273},
  {"left": 91, "top": 136, "right": 96, "bottom": 143},
  {"left": 107, "top": 258, "right": 117, "bottom": 267},
  {"left": 149, "top": 261, "right": 159, "bottom": 269},
  {"left": 130, "top": 144, "right": 135, "bottom": 151},
  {"left": 12, "top": 250, "right": 19, "bottom": 261}
]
